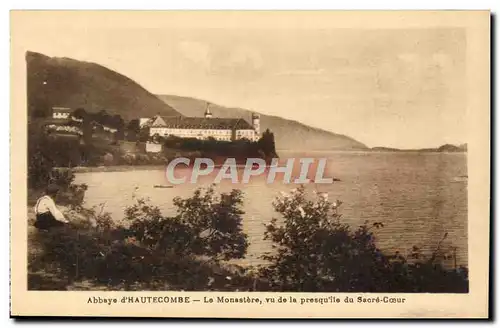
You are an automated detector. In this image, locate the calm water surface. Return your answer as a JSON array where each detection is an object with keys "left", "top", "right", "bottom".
[{"left": 74, "top": 151, "right": 468, "bottom": 267}]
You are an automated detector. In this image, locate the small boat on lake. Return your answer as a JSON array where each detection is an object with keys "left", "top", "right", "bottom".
[{"left": 153, "top": 185, "right": 174, "bottom": 189}]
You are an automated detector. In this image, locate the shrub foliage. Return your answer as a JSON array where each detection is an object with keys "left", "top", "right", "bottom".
[
  {"left": 29, "top": 184, "right": 468, "bottom": 292},
  {"left": 30, "top": 186, "right": 251, "bottom": 290},
  {"left": 124, "top": 185, "right": 249, "bottom": 261}
]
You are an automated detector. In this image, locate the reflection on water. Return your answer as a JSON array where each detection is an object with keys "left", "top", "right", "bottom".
[{"left": 74, "top": 151, "right": 468, "bottom": 268}]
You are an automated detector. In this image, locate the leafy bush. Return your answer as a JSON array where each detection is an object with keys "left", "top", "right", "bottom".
[
  {"left": 30, "top": 186, "right": 251, "bottom": 290},
  {"left": 28, "top": 122, "right": 87, "bottom": 190},
  {"left": 162, "top": 129, "right": 278, "bottom": 161},
  {"left": 55, "top": 183, "right": 88, "bottom": 209},
  {"left": 29, "top": 183, "right": 467, "bottom": 293},
  {"left": 260, "top": 186, "right": 468, "bottom": 292},
  {"left": 28, "top": 123, "right": 56, "bottom": 188}
]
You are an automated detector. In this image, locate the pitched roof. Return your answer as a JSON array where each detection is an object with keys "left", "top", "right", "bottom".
[
  {"left": 52, "top": 107, "right": 75, "bottom": 113},
  {"left": 151, "top": 115, "right": 254, "bottom": 130}
]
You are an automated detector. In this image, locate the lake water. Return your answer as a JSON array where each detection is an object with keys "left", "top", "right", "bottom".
[{"left": 73, "top": 151, "right": 468, "bottom": 268}]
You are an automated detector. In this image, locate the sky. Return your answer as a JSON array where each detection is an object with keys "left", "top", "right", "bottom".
[{"left": 13, "top": 12, "right": 467, "bottom": 149}]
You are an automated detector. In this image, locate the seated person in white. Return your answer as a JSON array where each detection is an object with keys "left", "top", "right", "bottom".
[{"left": 33, "top": 184, "right": 69, "bottom": 230}]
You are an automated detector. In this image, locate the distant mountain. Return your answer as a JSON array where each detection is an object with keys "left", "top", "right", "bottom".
[
  {"left": 371, "top": 143, "right": 468, "bottom": 153},
  {"left": 157, "top": 95, "right": 368, "bottom": 151},
  {"left": 26, "top": 51, "right": 180, "bottom": 121}
]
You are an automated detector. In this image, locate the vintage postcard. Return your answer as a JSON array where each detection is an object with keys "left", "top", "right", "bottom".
[{"left": 10, "top": 10, "right": 490, "bottom": 318}]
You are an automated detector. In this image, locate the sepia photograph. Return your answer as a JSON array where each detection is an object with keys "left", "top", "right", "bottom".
[{"left": 10, "top": 10, "right": 490, "bottom": 318}]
